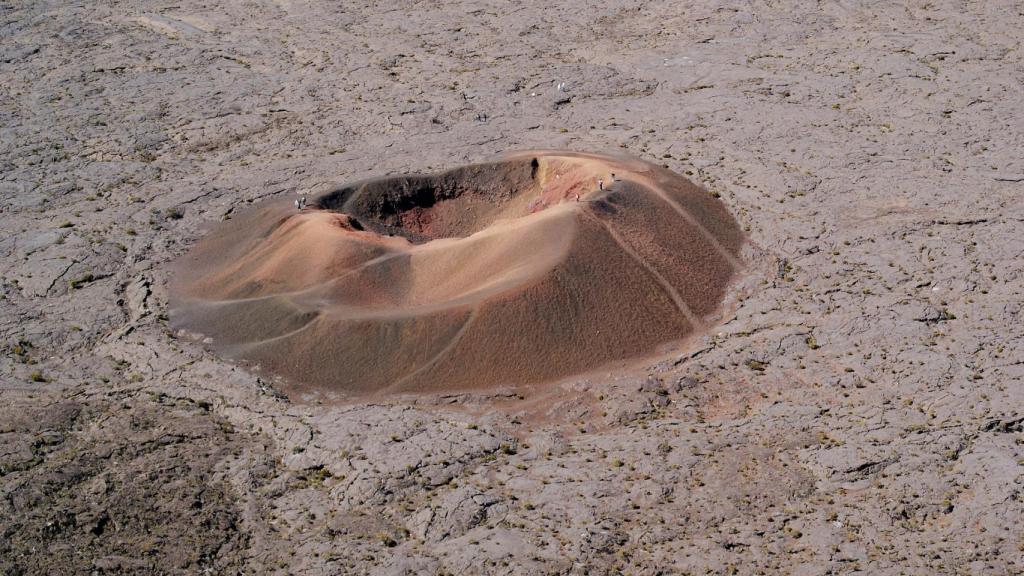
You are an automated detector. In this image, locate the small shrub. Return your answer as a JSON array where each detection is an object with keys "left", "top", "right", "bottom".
[
  {"left": 68, "top": 273, "right": 94, "bottom": 289},
  {"left": 745, "top": 359, "right": 767, "bottom": 372}
]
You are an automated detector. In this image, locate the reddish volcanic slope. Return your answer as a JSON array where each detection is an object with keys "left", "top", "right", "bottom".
[{"left": 169, "top": 151, "right": 744, "bottom": 397}]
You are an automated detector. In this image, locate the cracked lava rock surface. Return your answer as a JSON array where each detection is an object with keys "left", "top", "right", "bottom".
[{"left": 1, "top": 1, "right": 1023, "bottom": 575}]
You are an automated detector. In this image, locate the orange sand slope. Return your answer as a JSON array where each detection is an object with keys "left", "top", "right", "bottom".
[{"left": 169, "top": 151, "right": 744, "bottom": 396}]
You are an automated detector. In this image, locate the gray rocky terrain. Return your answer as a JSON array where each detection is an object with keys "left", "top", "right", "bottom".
[{"left": 1, "top": 0, "right": 1022, "bottom": 574}]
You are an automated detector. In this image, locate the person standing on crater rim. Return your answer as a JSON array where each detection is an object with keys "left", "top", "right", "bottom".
[{"left": 598, "top": 178, "right": 604, "bottom": 191}]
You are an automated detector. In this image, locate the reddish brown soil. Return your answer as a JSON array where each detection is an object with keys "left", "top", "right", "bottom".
[{"left": 169, "top": 151, "right": 743, "bottom": 398}]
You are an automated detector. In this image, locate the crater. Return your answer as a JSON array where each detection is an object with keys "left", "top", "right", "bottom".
[
  {"left": 317, "top": 157, "right": 543, "bottom": 242},
  {"left": 169, "top": 151, "right": 744, "bottom": 398}
]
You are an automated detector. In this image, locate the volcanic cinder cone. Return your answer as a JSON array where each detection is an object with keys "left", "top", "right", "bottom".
[{"left": 169, "top": 151, "right": 744, "bottom": 397}]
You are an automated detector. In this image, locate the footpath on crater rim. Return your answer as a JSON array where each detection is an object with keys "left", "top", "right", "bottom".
[{"left": 170, "top": 151, "right": 744, "bottom": 397}]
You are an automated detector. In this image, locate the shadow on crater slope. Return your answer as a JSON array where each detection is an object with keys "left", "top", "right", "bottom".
[{"left": 169, "top": 151, "right": 744, "bottom": 398}]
